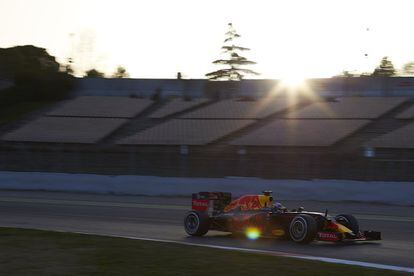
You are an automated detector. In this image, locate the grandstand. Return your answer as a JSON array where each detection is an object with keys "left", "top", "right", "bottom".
[
  {"left": 230, "top": 119, "right": 370, "bottom": 147},
  {"left": 180, "top": 97, "right": 299, "bottom": 119},
  {"left": 365, "top": 123, "right": 414, "bottom": 149},
  {"left": 1, "top": 77, "right": 414, "bottom": 180},
  {"left": 1, "top": 117, "right": 127, "bottom": 143},
  {"left": 47, "top": 96, "right": 153, "bottom": 118},
  {"left": 395, "top": 105, "right": 414, "bottom": 119},
  {"left": 284, "top": 97, "right": 407, "bottom": 119},
  {"left": 149, "top": 98, "right": 209, "bottom": 118},
  {"left": 118, "top": 119, "right": 255, "bottom": 145}
]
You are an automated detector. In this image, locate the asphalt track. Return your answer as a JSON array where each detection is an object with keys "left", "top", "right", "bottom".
[{"left": 0, "top": 191, "right": 413, "bottom": 270}]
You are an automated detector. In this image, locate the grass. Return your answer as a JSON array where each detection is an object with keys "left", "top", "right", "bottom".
[
  {"left": 0, "top": 101, "right": 48, "bottom": 126},
  {"left": 0, "top": 227, "right": 408, "bottom": 276}
]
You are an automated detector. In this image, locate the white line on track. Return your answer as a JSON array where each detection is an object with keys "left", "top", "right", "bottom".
[{"left": 69, "top": 230, "right": 414, "bottom": 274}]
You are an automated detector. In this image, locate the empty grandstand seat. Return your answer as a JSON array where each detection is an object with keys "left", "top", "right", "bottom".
[
  {"left": 180, "top": 97, "right": 299, "bottom": 119},
  {"left": 230, "top": 119, "right": 370, "bottom": 147},
  {"left": 1, "top": 117, "right": 128, "bottom": 144},
  {"left": 118, "top": 119, "right": 255, "bottom": 145},
  {"left": 284, "top": 97, "right": 407, "bottom": 119},
  {"left": 395, "top": 104, "right": 414, "bottom": 119},
  {"left": 149, "top": 98, "right": 209, "bottom": 118},
  {"left": 365, "top": 122, "right": 414, "bottom": 148},
  {"left": 47, "top": 96, "right": 153, "bottom": 118}
]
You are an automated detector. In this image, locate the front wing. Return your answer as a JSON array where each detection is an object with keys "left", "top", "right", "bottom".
[{"left": 317, "top": 230, "right": 381, "bottom": 242}]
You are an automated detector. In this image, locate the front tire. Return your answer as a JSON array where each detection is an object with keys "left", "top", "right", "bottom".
[
  {"left": 184, "top": 211, "right": 210, "bottom": 236},
  {"left": 289, "top": 214, "right": 317, "bottom": 244},
  {"left": 335, "top": 214, "right": 359, "bottom": 234}
]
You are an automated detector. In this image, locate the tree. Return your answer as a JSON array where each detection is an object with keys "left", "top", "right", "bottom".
[
  {"left": 402, "top": 62, "right": 414, "bottom": 75},
  {"left": 0, "top": 45, "right": 73, "bottom": 105},
  {"left": 206, "top": 23, "right": 259, "bottom": 81},
  {"left": 0, "top": 45, "right": 60, "bottom": 77},
  {"left": 112, "top": 66, "right": 129, "bottom": 78},
  {"left": 85, "top": 68, "right": 104, "bottom": 78},
  {"left": 372, "top": 56, "right": 396, "bottom": 77}
]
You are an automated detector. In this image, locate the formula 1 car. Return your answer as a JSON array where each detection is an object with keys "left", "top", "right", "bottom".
[{"left": 184, "top": 191, "right": 381, "bottom": 244}]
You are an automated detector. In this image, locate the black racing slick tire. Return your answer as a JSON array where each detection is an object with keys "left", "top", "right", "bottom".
[
  {"left": 289, "top": 214, "right": 317, "bottom": 244},
  {"left": 335, "top": 214, "right": 359, "bottom": 234},
  {"left": 184, "top": 211, "right": 210, "bottom": 236}
]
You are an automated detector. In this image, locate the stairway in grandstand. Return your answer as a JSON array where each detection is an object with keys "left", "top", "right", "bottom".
[
  {"left": 101, "top": 98, "right": 214, "bottom": 144},
  {"left": 215, "top": 96, "right": 414, "bottom": 151},
  {"left": 99, "top": 100, "right": 164, "bottom": 144},
  {"left": 211, "top": 98, "right": 313, "bottom": 146},
  {"left": 106, "top": 97, "right": 309, "bottom": 146},
  {"left": 334, "top": 100, "right": 414, "bottom": 152}
]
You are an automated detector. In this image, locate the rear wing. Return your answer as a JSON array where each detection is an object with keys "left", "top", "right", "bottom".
[{"left": 192, "top": 192, "right": 232, "bottom": 214}]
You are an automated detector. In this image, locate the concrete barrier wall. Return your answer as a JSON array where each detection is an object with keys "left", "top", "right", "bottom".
[{"left": 1, "top": 171, "right": 413, "bottom": 205}]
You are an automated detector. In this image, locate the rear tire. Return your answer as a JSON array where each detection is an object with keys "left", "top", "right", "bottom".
[
  {"left": 184, "top": 211, "right": 210, "bottom": 236},
  {"left": 335, "top": 214, "right": 359, "bottom": 234},
  {"left": 289, "top": 214, "right": 317, "bottom": 244}
]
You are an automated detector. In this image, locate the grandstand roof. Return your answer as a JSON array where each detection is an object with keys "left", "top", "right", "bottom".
[
  {"left": 365, "top": 122, "right": 414, "bottom": 148},
  {"left": 284, "top": 97, "right": 407, "bottom": 119},
  {"left": 180, "top": 97, "right": 299, "bottom": 119},
  {"left": 230, "top": 119, "right": 370, "bottom": 147},
  {"left": 1, "top": 117, "right": 127, "bottom": 143},
  {"left": 47, "top": 96, "right": 153, "bottom": 118},
  {"left": 118, "top": 119, "right": 255, "bottom": 145},
  {"left": 149, "top": 98, "right": 209, "bottom": 118}
]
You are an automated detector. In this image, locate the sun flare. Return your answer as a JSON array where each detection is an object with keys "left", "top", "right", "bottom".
[
  {"left": 245, "top": 227, "right": 261, "bottom": 240},
  {"left": 279, "top": 74, "right": 307, "bottom": 90}
]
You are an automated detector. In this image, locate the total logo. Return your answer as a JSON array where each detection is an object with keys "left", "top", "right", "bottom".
[{"left": 318, "top": 232, "right": 339, "bottom": 240}]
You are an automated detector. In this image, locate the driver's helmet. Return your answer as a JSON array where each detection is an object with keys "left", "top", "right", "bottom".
[{"left": 274, "top": 202, "right": 283, "bottom": 209}]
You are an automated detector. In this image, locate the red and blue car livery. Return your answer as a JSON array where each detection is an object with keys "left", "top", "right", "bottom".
[{"left": 184, "top": 191, "right": 381, "bottom": 244}]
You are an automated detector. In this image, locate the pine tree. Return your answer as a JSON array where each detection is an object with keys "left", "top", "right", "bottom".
[
  {"left": 206, "top": 23, "right": 259, "bottom": 81},
  {"left": 372, "top": 56, "right": 396, "bottom": 77}
]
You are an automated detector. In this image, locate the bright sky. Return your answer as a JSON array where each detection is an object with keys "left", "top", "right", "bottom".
[{"left": 1, "top": 0, "right": 414, "bottom": 79}]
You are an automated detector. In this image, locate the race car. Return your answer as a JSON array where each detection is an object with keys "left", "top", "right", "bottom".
[{"left": 184, "top": 191, "right": 381, "bottom": 244}]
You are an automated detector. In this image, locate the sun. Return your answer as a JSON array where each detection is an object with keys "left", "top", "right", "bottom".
[
  {"left": 279, "top": 74, "right": 307, "bottom": 90},
  {"left": 269, "top": 73, "right": 308, "bottom": 98},
  {"left": 268, "top": 71, "right": 320, "bottom": 104}
]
